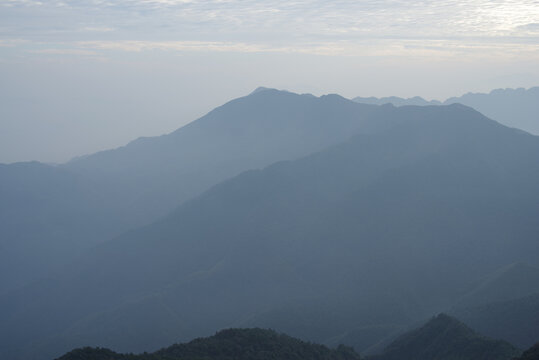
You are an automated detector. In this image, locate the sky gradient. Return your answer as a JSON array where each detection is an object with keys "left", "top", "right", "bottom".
[{"left": 1, "top": 0, "right": 538, "bottom": 163}]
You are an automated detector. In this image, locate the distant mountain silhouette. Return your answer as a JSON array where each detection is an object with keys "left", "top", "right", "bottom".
[
  {"left": 455, "top": 262, "right": 539, "bottom": 308},
  {"left": 0, "top": 89, "right": 391, "bottom": 293},
  {"left": 353, "top": 95, "right": 441, "bottom": 106},
  {"left": 5, "top": 87, "right": 536, "bottom": 296},
  {"left": 445, "top": 263, "right": 539, "bottom": 349},
  {"left": 64, "top": 88, "right": 387, "bottom": 225},
  {"left": 55, "top": 328, "right": 360, "bottom": 360},
  {"left": 2, "top": 100, "right": 539, "bottom": 360},
  {"left": 451, "top": 293, "right": 539, "bottom": 350},
  {"left": 354, "top": 87, "right": 539, "bottom": 135},
  {"left": 444, "top": 87, "right": 539, "bottom": 135},
  {"left": 370, "top": 314, "right": 519, "bottom": 360}
]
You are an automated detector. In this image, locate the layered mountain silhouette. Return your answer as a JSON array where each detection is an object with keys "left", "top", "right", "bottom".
[
  {"left": 444, "top": 87, "right": 539, "bottom": 135},
  {"left": 451, "top": 294, "right": 539, "bottom": 350},
  {"left": 454, "top": 262, "right": 539, "bottom": 309},
  {"left": 354, "top": 87, "right": 539, "bottom": 135},
  {"left": 370, "top": 314, "right": 519, "bottom": 360},
  {"left": 353, "top": 95, "right": 441, "bottom": 106},
  {"left": 3, "top": 87, "right": 536, "bottom": 295},
  {"left": 1, "top": 89, "right": 392, "bottom": 293},
  {"left": 63, "top": 88, "right": 388, "bottom": 224},
  {"left": 55, "top": 328, "right": 360, "bottom": 360},
  {"left": 1, "top": 93, "right": 539, "bottom": 360},
  {"left": 446, "top": 262, "right": 539, "bottom": 349}
]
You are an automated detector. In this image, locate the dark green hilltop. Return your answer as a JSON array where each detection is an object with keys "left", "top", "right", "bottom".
[{"left": 55, "top": 328, "right": 360, "bottom": 360}]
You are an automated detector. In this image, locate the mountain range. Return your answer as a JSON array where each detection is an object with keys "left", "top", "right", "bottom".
[
  {"left": 1, "top": 89, "right": 387, "bottom": 293},
  {"left": 3, "top": 86, "right": 537, "bottom": 294},
  {"left": 1, "top": 87, "right": 538, "bottom": 359},
  {"left": 54, "top": 315, "right": 526, "bottom": 360},
  {"left": 371, "top": 314, "right": 519, "bottom": 360},
  {"left": 0, "top": 90, "right": 539, "bottom": 359},
  {"left": 354, "top": 87, "right": 539, "bottom": 135}
]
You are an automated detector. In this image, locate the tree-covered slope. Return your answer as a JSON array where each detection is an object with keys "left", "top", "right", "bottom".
[
  {"left": 55, "top": 329, "right": 360, "bottom": 360},
  {"left": 370, "top": 314, "right": 519, "bottom": 360}
]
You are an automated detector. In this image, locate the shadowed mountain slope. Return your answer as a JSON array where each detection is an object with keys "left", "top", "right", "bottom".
[
  {"left": 370, "top": 314, "right": 519, "bottom": 360},
  {"left": 445, "top": 263, "right": 539, "bottom": 349},
  {"left": 517, "top": 343, "right": 539, "bottom": 360},
  {"left": 444, "top": 87, "right": 539, "bottom": 135},
  {"left": 0, "top": 89, "right": 392, "bottom": 293},
  {"left": 64, "top": 88, "right": 387, "bottom": 224},
  {"left": 354, "top": 87, "right": 539, "bottom": 135},
  {"left": 450, "top": 293, "right": 539, "bottom": 350},
  {"left": 455, "top": 262, "right": 539, "bottom": 309},
  {"left": 449, "top": 263, "right": 539, "bottom": 349},
  {"left": 2, "top": 102, "right": 539, "bottom": 360}
]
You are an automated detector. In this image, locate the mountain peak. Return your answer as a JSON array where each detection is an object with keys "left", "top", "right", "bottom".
[
  {"left": 250, "top": 86, "right": 279, "bottom": 95},
  {"left": 375, "top": 314, "right": 519, "bottom": 360}
]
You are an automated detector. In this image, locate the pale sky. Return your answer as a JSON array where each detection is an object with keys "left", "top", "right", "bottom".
[{"left": 1, "top": 0, "right": 538, "bottom": 163}]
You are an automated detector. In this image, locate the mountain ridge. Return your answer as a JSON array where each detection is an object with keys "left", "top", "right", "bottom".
[
  {"left": 0, "top": 88, "right": 388, "bottom": 293},
  {"left": 353, "top": 86, "right": 539, "bottom": 135},
  {"left": 3, "top": 99, "right": 539, "bottom": 359}
]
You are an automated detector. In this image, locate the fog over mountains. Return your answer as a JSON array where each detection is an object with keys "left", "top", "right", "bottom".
[{"left": 1, "top": 87, "right": 538, "bottom": 360}]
